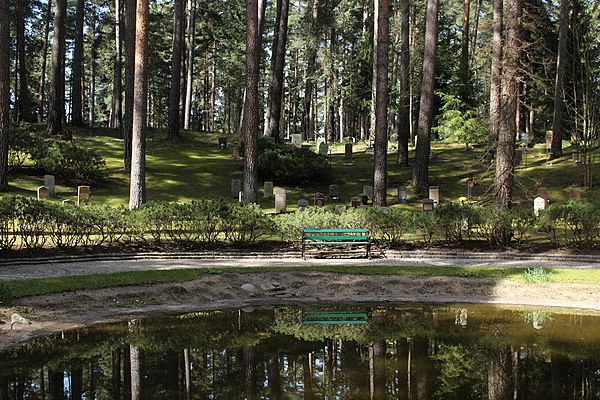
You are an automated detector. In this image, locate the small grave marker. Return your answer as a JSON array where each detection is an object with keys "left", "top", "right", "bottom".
[
  {"left": 275, "top": 189, "right": 286, "bottom": 214},
  {"left": 344, "top": 143, "right": 353, "bottom": 165},
  {"left": 77, "top": 186, "right": 90, "bottom": 205},
  {"left": 231, "top": 179, "right": 241, "bottom": 198},
  {"left": 318, "top": 141, "right": 328, "bottom": 157},
  {"left": 362, "top": 185, "right": 373, "bottom": 199},
  {"left": 428, "top": 186, "right": 440, "bottom": 205},
  {"left": 573, "top": 152, "right": 582, "bottom": 166},
  {"left": 291, "top": 134, "right": 302, "bottom": 148},
  {"left": 37, "top": 186, "right": 49, "bottom": 201},
  {"left": 233, "top": 147, "right": 241, "bottom": 161},
  {"left": 218, "top": 137, "right": 228, "bottom": 150},
  {"left": 515, "top": 149, "right": 523, "bottom": 166},
  {"left": 422, "top": 199, "right": 434, "bottom": 212},
  {"left": 44, "top": 175, "right": 55, "bottom": 197},
  {"left": 264, "top": 181, "right": 274, "bottom": 197},
  {"left": 329, "top": 184, "right": 340, "bottom": 202},
  {"left": 316, "top": 137, "right": 326, "bottom": 154},
  {"left": 537, "top": 187, "right": 548, "bottom": 205},
  {"left": 297, "top": 199, "right": 309, "bottom": 212},
  {"left": 570, "top": 189, "right": 581, "bottom": 200},
  {"left": 314, "top": 192, "right": 325, "bottom": 207},
  {"left": 397, "top": 186, "right": 407, "bottom": 203},
  {"left": 533, "top": 196, "right": 546, "bottom": 217},
  {"left": 351, "top": 196, "right": 362, "bottom": 208}
]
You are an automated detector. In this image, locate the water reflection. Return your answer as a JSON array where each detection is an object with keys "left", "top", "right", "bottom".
[{"left": 1, "top": 304, "right": 600, "bottom": 399}]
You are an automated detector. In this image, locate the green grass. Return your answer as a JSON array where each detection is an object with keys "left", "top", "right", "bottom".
[
  {"left": 4, "top": 127, "right": 599, "bottom": 211},
  {"left": 4, "top": 265, "right": 600, "bottom": 299}
]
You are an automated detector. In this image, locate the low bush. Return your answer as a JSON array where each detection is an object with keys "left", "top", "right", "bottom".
[
  {"left": 8, "top": 123, "right": 45, "bottom": 169},
  {"left": 0, "top": 282, "right": 14, "bottom": 306}
]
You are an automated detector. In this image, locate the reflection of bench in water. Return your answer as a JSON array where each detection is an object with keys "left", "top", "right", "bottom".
[{"left": 302, "top": 311, "right": 369, "bottom": 325}]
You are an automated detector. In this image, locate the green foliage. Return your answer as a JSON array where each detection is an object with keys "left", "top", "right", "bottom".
[
  {"left": 257, "top": 139, "right": 333, "bottom": 185},
  {"left": 30, "top": 140, "right": 107, "bottom": 185},
  {"left": 432, "top": 203, "right": 478, "bottom": 243},
  {"left": 537, "top": 201, "right": 600, "bottom": 247},
  {"left": 435, "top": 92, "right": 488, "bottom": 147},
  {"left": 223, "top": 203, "right": 273, "bottom": 245},
  {"left": 0, "top": 196, "right": 17, "bottom": 251},
  {"left": 433, "top": 344, "right": 486, "bottom": 398},
  {"left": 522, "top": 267, "right": 553, "bottom": 284},
  {"left": 8, "top": 123, "right": 45, "bottom": 169},
  {"left": 0, "top": 282, "right": 14, "bottom": 306},
  {"left": 411, "top": 211, "right": 439, "bottom": 245}
]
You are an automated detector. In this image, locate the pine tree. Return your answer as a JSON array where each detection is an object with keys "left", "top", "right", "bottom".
[{"left": 0, "top": 0, "right": 9, "bottom": 190}]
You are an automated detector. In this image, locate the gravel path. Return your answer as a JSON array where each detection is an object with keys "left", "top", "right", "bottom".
[{"left": 0, "top": 250, "right": 598, "bottom": 280}]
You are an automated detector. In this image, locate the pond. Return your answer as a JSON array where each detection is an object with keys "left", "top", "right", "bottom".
[{"left": 1, "top": 304, "right": 600, "bottom": 399}]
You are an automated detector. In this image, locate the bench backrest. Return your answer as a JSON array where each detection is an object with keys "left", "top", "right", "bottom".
[{"left": 302, "top": 228, "right": 368, "bottom": 234}]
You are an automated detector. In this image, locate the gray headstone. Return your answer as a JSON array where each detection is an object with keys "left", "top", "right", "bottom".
[
  {"left": 291, "top": 134, "right": 302, "bottom": 148},
  {"left": 231, "top": 179, "right": 241, "bottom": 198},
  {"left": 297, "top": 199, "right": 309, "bottom": 212},
  {"left": 316, "top": 137, "right": 326, "bottom": 154},
  {"left": 570, "top": 189, "right": 581, "bottom": 200},
  {"left": 429, "top": 186, "right": 440, "bottom": 204},
  {"left": 515, "top": 149, "right": 523, "bottom": 166},
  {"left": 275, "top": 189, "right": 286, "bottom": 214},
  {"left": 397, "top": 186, "right": 407, "bottom": 203},
  {"left": 233, "top": 147, "right": 241, "bottom": 161},
  {"left": 533, "top": 196, "right": 546, "bottom": 217},
  {"left": 314, "top": 192, "right": 325, "bottom": 207},
  {"left": 545, "top": 131, "right": 553, "bottom": 150},
  {"left": 351, "top": 196, "right": 362, "bottom": 208},
  {"left": 43, "top": 175, "right": 55, "bottom": 197},
  {"left": 77, "top": 185, "right": 90, "bottom": 205},
  {"left": 329, "top": 184, "right": 340, "bottom": 201},
  {"left": 37, "top": 186, "right": 50, "bottom": 201},
  {"left": 318, "top": 141, "right": 328, "bottom": 157},
  {"left": 264, "top": 181, "right": 274, "bottom": 197},
  {"left": 218, "top": 137, "right": 227, "bottom": 150},
  {"left": 344, "top": 143, "right": 353, "bottom": 161},
  {"left": 422, "top": 198, "right": 434, "bottom": 212},
  {"left": 362, "top": 185, "right": 373, "bottom": 199}
]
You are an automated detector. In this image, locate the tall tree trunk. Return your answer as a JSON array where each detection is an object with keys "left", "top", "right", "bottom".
[
  {"left": 112, "top": 350, "right": 122, "bottom": 400},
  {"left": 183, "top": 0, "right": 196, "bottom": 130},
  {"left": 72, "top": 0, "right": 85, "bottom": 127},
  {"left": 16, "top": 0, "right": 31, "bottom": 122},
  {"left": 47, "top": 0, "right": 67, "bottom": 135},
  {"left": 397, "top": 0, "right": 410, "bottom": 167},
  {"left": 48, "top": 370, "right": 64, "bottom": 400},
  {"left": 494, "top": 0, "right": 521, "bottom": 209},
  {"left": 268, "top": 0, "right": 289, "bottom": 140},
  {"left": 168, "top": 0, "right": 184, "bottom": 140},
  {"left": 373, "top": 0, "right": 390, "bottom": 207},
  {"left": 123, "top": 0, "right": 136, "bottom": 171},
  {"left": 487, "top": 347, "right": 513, "bottom": 400},
  {"left": 487, "top": 0, "right": 502, "bottom": 158},
  {"left": 550, "top": 0, "right": 569, "bottom": 158},
  {"left": 302, "top": 0, "right": 319, "bottom": 140},
  {"left": 460, "top": 0, "right": 471, "bottom": 103},
  {"left": 412, "top": 0, "right": 439, "bottom": 195},
  {"left": 130, "top": 346, "right": 142, "bottom": 400},
  {"left": 0, "top": 0, "right": 9, "bottom": 190},
  {"left": 243, "top": 0, "right": 260, "bottom": 204},
  {"left": 129, "top": 0, "right": 149, "bottom": 210},
  {"left": 89, "top": 5, "right": 97, "bottom": 126},
  {"left": 37, "top": 0, "right": 52, "bottom": 123},
  {"left": 71, "top": 365, "right": 83, "bottom": 400},
  {"left": 109, "top": 0, "right": 123, "bottom": 131},
  {"left": 264, "top": 0, "right": 282, "bottom": 137},
  {"left": 470, "top": 0, "right": 481, "bottom": 64}
]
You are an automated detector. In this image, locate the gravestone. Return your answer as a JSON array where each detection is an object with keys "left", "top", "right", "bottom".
[
  {"left": 297, "top": 199, "right": 309, "bottom": 212},
  {"left": 233, "top": 147, "right": 241, "bottom": 161},
  {"left": 351, "top": 196, "right": 362, "bottom": 208},
  {"left": 573, "top": 152, "right": 582, "bottom": 166},
  {"left": 37, "top": 186, "right": 49, "bottom": 201},
  {"left": 316, "top": 137, "right": 326, "bottom": 153},
  {"left": 318, "top": 141, "right": 329, "bottom": 157},
  {"left": 77, "top": 186, "right": 90, "bottom": 205},
  {"left": 314, "top": 192, "right": 325, "bottom": 207},
  {"left": 570, "top": 189, "right": 581, "bottom": 200},
  {"left": 533, "top": 196, "right": 546, "bottom": 217},
  {"left": 238, "top": 191, "right": 243, "bottom": 203},
  {"left": 344, "top": 143, "right": 353, "bottom": 164},
  {"left": 44, "top": 175, "right": 55, "bottom": 197},
  {"left": 428, "top": 186, "right": 440, "bottom": 205},
  {"left": 291, "top": 134, "right": 302, "bottom": 148},
  {"left": 422, "top": 199, "right": 434, "bottom": 212},
  {"left": 62, "top": 199, "right": 75, "bottom": 205},
  {"left": 515, "top": 149, "right": 523, "bottom": 166},
  {"left": 537, "top": 187, "right": 548, "bottom": 204},
  {"left": 545, "top": 131, "right": 553, "bottom": 150},
  {"left": 231, "top": 179, "right": 241, "bottom": 198},
  {"left": 329, "top": 184, "right": 340, "bottom": 202},
  {"left": 264, "top": 181, "right": 274, "bottom": 197},
  {"left": 397, "top": 186, "right": 407, "bottom": 203},
  {"left": 362, "top": 185, "right": 373, "bottom": 199},
  {"left": 218, "top": 137, "right": 227, "bottom": 150},
  {"left": 275, "top": 189, "right": 286, "bottom": 214}
]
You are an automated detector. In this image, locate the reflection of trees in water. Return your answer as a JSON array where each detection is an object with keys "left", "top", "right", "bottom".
[{"left": 2, "top": 307, "right": 600, "bottom": 398}]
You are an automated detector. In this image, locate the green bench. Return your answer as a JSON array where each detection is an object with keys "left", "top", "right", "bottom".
[{"left": 301, "top": 228, "right": 371, "bottom": 259}]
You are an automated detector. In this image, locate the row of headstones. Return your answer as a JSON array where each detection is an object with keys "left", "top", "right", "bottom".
[
  {"left": 36, "top": 175, "right": 90, "bottom": 205},
  {"left": 533, "top": 186, "right": 581, "bottom": 217}
]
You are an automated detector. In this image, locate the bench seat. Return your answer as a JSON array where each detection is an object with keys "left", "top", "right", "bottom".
[{"left": 301, "top": 228, "right": 371, "bottom": 259}]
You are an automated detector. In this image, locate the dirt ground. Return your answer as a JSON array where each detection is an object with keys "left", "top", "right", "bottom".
[{"left": 2, "top": 270, "right": 600, "bottom": 351}]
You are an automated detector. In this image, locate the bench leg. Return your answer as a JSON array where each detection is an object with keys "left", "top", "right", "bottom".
[
  {"left": 302, "top": 241, "right": 305, "bottom": 260},
  {"left": 367, "top": 242, "right": 371, "bottom": 259}
]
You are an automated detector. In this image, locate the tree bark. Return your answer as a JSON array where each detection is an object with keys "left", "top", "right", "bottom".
[
  {"left": 89, "top": 5, "right": 97, "bottom": 126},
  {"left": 16, "top": 0, "right": 31, "bottom": 122},
  {"left": 460, "top": 0, "right": 471, "bottom": 103},
  {"left": 37, "top": 0, "right": 52, "bottom": 123},
  {"left": 183, "top": 0, "right": 196, "bottom": 130},
  {"left": 123, "top": 0, "right": 136, "bottom": 171},
  {"left": 130, "top": 346, "right": 142, "bottom": 400},
  {"left": 72, "top": 0, "right": 85, "bottom": 127},
  {"left": 302, "top": 0, "right": 319, "bottom": 140},
  {"left": 550, "top": 0, "right": 569, "bottom": 158},
  {"left": 397, "top": 0, "right": 410, "bottom": 167},
  {"left": 0, "top": 0, "right": 9, "bottom": 190},
  {"left": 267, "top": 0, "right": 289, "bottom": 141},
  {"left": 373, "top": 0, "right": 390, "bottom": 207},
  {"left": 487, "top": 0, "right": 502, "bottom": 158},
  {"left": 129, "top": 0, "right": 149, "bottom": 210},
  {"left": 487, "top": 347, "right": 513, "bottom": 400},
  {"left": 243, "top": 0, "right": 260, "bottom": 204},
  {"left": 412, "top": 0, "right": 439, "bottom": 195},
  {"left": 47, "top": 0, "right": 67, "bottom": 135},
  {"left": 494, "top": 0, "right": 521, "bottom": 209},
  {"left": 168, "top": 0, "right": 185, "bottom": 140}
]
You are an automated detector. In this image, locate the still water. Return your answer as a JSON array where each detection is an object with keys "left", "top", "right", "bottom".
[{"left": 1, "top": 304, "right": 600, "bottom": 399}]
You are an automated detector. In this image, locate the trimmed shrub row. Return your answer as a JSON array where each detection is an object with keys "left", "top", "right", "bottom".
[{"left": 1, "top": 196, "right": 599, "bottom": 252}]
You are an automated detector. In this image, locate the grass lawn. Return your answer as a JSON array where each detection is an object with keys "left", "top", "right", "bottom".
[{"left": 3, "top": 127, "right": 598, "bottom": 212}]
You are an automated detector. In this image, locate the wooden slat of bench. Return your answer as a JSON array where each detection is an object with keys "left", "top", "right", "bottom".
[
  {"left": 304, "top": 235, "right": 369, "bottom": 241},
  {"left": 303, "top": 228, "right": 367, "bottom": 233},
  {"left": 304, "top": 241, "right": 370, "bottom": 246},
  {"left": 303, "top": 320, "right": 367, "bottom": 325},
  {"left": 304, "top": 312, "right": 368, "bottom": 318}
]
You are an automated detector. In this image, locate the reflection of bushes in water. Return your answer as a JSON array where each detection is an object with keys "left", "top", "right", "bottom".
[
  {"left": 432, "top": 344, "right": 487, "bottom": 397},
  {"left": 522, "top": 310, "right": 554, "bottom": 329}
]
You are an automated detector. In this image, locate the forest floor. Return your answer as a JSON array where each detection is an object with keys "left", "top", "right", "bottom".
[{"left": 1, "top": 250, "right": 600, "bottom": 350}]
